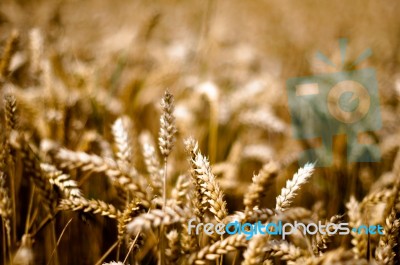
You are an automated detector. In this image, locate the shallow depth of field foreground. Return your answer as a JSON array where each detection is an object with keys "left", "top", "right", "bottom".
[{"left": 0, "top": 0, "right": 400, "bottom": 264}]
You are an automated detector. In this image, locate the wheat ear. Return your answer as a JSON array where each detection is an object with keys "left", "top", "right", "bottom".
[
  {"left": 275, "top": 162, "right": 315, "bottom": 212},
  {"left": 127, "top": 206, "right": 187, "bottom": 235},
  {"left": 242, "top": 234, "right": 271, "bottom": 265},
  {"left": 159, "top": 90, "right": 177, "bottom": 207},
  {"left": 165, "top": 229, "right": 179, "bottom": 263},
  {"left": 375, "top": 208, "right": 400, "bottom": 264},
  {"left": 184, "top": 137, "right": 204, "bottom": 221},
  {"left": 346, "top": 196, "right": 367, "bottom": 259},
  {"left": 117, "top": 199, "right": 146, "bottom": 243},
  {"left": 268, "top": 240, "right": 305, "bottom": 261},
  {"left": 28, "top": 28, "right": 44, "bottom": 75},
  {"left": 40, "top": 163, "right": 82, "bottom": 199},
  {"left": 57, "top": 148, "right": 150, "bottom": 206},
  {"left": 140, "top": 131, "right": 163, "bottom": 197},
  {"left": 192, "top": 148, "right": 228, "bottom": 223},
  {"left": 0, "top": 30, "right": 19, "bottom": 81},
  {"left": 188, "top": 234, "right": 247, "bottom": 265},
  {"left": 158, "top": 91, "right": 177, "bottom": 265},
  {"left": 313, "top": 214, "right": 343, "bottom": 255},
  {"left": 11, "top": 134, "right": 58, "bottom": 212},
  {"left": 171, "top": 174, "right": 190, "bottom": 207},
  {"left": 244, "top": 161, "right": 279, "bottom": 212},
  {"left": 58, "top": 197, "right": 122, "bottom": 219},
  {"left": 112, "top": 116, "right": 133, "bottom": 167}
]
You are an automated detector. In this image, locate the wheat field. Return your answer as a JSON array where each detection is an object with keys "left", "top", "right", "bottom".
[{"left": 0, "top": 0, "right": 400, "bottom": 264}]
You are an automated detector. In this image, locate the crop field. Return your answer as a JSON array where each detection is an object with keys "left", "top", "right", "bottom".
[{"left": 0, "top": 0, "right": 400, "bottom": 264}]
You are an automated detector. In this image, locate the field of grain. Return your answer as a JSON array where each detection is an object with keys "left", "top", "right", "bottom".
[{"left": 0, "top": 0, "right": 400, "bottom": 264}]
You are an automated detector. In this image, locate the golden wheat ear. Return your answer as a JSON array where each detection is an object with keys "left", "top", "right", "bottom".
[
  {"left": 140, "top": 131, "right": 163, "bottom": 197},
  {"left": 244, "top": 161, "right": 279, "bottom": 212},
  {"left": 188, "top": 234, "right": 247, "bottom": 264},
  {"left": 159, "top": 90, "right": 177, "bottom": 159},
  {"left": 0, "top": 30, "right": 19, "bottom": 81},
  {"left": 58, "top": 197, "right": 122, "bottom": 219},
  {"left": 375, "top": 209, "right": 400, "bottom": 264},
  {"left": 112, "top": 116, "right": 133, "bottom": 167},
  {"left": 158, "top": 90, "right": 177, "bottom": 210},
  {"left": 275, "top": 162, "right": 315, "bottom": 212},
  {"left": 242, "top": 234, "right": 271, "bottom": 265},
  {"left": 165, "top": 229, "right": 179, "bottom": 264},
  {"left": 117, "top": 199, "right": 146, "bottom": 244},
  {"left": 346, "top": 196, "right": 367, "bottom": 260}
]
